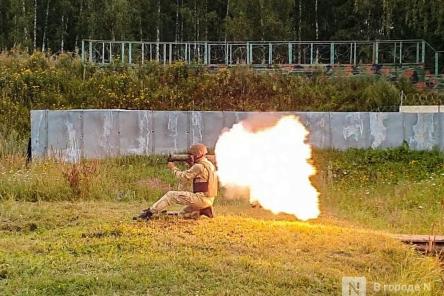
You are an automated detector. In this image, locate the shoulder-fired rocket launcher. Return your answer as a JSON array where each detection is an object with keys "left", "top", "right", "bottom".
[{"left": 167, "top": 154, "right": 216, "bottom": 166}]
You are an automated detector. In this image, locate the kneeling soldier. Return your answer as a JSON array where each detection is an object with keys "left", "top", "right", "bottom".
[{"left": 134, "top": 143, "right": 218, "bottom": 220}]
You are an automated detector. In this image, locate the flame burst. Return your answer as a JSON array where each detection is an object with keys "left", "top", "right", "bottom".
[{"left": 215, "top": 115, "right": 320, "bottom": 221}]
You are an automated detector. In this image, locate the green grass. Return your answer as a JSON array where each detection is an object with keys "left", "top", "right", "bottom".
[
  {"left": 0, "top": 200, "right": 443, "bottom": 295},
  {"left": 324, "top": 178, "right": 444, "bottom": 234},
  {"left": 0, "top": 156, "right": 177, "bottom": 202},
  {"left": 314, "top": 148, "right": 444, "bottom": 234},
  {"left": 1, "top": 149, "right": 443, "bottom": 234},
  {"left": 0, "top": 149, "right": 443, "bottom": 295}
]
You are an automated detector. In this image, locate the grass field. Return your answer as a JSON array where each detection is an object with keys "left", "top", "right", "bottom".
[
  {"left": 0, "top": 201, "right": 443, "bottom": 295},
  {"left": 0, "top": 149, "right": 443, "bottom": 295}
]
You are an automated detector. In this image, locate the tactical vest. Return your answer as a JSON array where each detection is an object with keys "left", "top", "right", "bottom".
[{"left": 192, "top": 158, "right": 218, "bottom": 197}]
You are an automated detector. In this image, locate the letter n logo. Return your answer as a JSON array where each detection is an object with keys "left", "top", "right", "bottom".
[{"left": 342, "top": 277, "right": 366, "bottom": 296}]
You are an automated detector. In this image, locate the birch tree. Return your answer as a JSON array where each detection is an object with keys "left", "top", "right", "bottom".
[
  {"left": 315, "top": 0, "right": 318, "bottom": 40},
  {"left": 156, "top": 0, "right": 160, "bottom": 60},
  {"left": 33, "top": 0, "right": 37, "bottom": 50},
  {"left": 42, "top": 0, "right": 50, "bottom": 51}
]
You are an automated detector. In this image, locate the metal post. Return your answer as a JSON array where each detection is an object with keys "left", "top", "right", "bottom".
[
  {"left": 121, "top": 42, "right": 125, "bottom": 63},
  {"left": 435, "top": 52, "right": 439, "bottom": 76},
  {"left": 129, "top": 43, "right": 132, "bottom": 64},
  {"left": 353, "top": 42, "right": 357, "bottom": 65},
  {"left": 188, "top": 43, "right": 191, "bottom": 63},
  {"left": 399, "top": 42, "right": 402, "bottom": 64},
  {"left": 421, "top": 40, "right": 426, "bottom": 64},
  {"left": 297, "top": 42, "right": 301, "bottom": 64},
  {"left": 109, "top": 42, "right": 112, "bottom": 63},
  {"left": 349, "top": 43, "right": 353, "bottom": 64},
  {"left": 246, "top": 42, "right": 250, "bottom": 64},
  {"left": 268, "top": 43, "right": 272, "bottom": 65},
  {"left": 102, "top": 42, "right": 105, "bottom": 64},
  {"left": 185, "top": 43, "right": 188, "bottom": 63},
  {"left": 229, "top": 44, "right": 232, "bottom": 64},
  {"left": 89, "top": 41, "right": 92, "bottom": 62},
  {"left": 169, "top": 43, "right": 172, "bottom": 64},
  {"left": 416, "top": 42, "right": 420, "bottom": 64},
  {"left": 208, "top": 45, "right": 211, "bottom": 64},
  {"left": 81, "top": 40, "right": 85, "bottom": 62},
  {"left": 204, "top": 42, "right": 208, "bottom": 64},
  {"left": 163, "top": 43, "right": 167, "bottom": 64},
  {"left": 374, "top": 41, "right": 379, "bottom": 64},
  {"left": 393, "top": 43, "right": 397, "bottom": 64},
  {"left": 310, "top": 43, "right": 313, "bottom": 64},
  {"left": 149, "top": 44, "right": 152, "bottom": 61},
  {"left": 141, "top": 43, "right": 144, "bottom": 64},
  {"left": 330, "top": 43, "right": 335, "bottom": 64},
  {"left": 288, "top": 43, "right": 292, "bottom": 64},
  {"left": 156, "top": 43, "right": 160, "bottom": 62},
  {"left": 225, "top": 43, "right": 229, "bottom": 65}
]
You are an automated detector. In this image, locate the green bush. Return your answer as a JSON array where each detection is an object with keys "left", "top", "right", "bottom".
[
  {"left": 0, "top": 51, "right": 442, "bottom": 154},
  {"left": 314, "top": 147, "right": 444, "bottom": 187}
]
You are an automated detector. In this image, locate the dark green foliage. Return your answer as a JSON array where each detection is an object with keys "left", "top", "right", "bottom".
[
  {"left": 1, "top": 52, "right": 442, "bottom": 154},
  {"left": 0, "top": 0, "right": 443, "bottom": 52}
]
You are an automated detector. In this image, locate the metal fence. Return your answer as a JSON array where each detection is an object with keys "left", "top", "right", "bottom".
[{"left": 81, "top": 39, "right": 438, "bottom": 69}]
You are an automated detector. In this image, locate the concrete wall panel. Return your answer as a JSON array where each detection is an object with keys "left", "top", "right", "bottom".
[
  {"left": 32, "top": 110, "right": 444, "bottom": 161},
  {"left": 31, "top": 110, "right": 48, "bottom": 158},
  {"left": 47, "top": 110, "right": 82, "bottom": 162},
  {"left": 369, "top": 112, "right": 404, "bottom": 149},
  {"left": 404, "top": 113, "right": 440, "bottom": 150},
  {"left": 330, "top": 112, "right": 370, "bottom": 150},
  {"left": 83, "top": 110, "right": 120, "bottom": 159},
  {"left": 440, "top": 113, "right": 444, "bottom": 150},
  {"left": 222, "top": 111, "right": 294, "bottom": 132},
  {"left": 190, "top": 111, "right": 225, "bottom": 149},
  {"left": 296, "top": 112, "right": 331, "bottom": 149},
  {"left": 153, "top": 111, "right": 189, "bottom": 154},
  {"left": 222, "top": 112, "right": 249, "bottom": 129},
  {"left": 119, "top": 110, "right": 153, "bottom": 155}
]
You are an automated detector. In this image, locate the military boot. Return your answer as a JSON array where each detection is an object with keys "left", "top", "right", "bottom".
[
  {"left": 199, "top": 206, "right": 214, "bottom": 218},
  {"left": 133, "top": 208, "right": 153, "bottom": 220}
]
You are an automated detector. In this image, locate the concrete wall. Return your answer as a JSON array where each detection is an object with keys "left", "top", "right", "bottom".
[{"left": 31, "top": 110, "right": 444, "bottom": 161}]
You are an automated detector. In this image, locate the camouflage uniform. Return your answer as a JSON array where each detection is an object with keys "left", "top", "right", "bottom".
[{"left": 150, "top": 157, "right": 218, "bottom": 217}]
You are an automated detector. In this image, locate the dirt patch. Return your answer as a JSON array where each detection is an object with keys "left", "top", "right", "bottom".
[
  {"left": 0, "top": 221, "right": 38, "bottom": 232},
  {"left": 136, "top": 178, "right": 171, "bottom": 191},
  {"left": 81, "top": 229, "right": 122, "bottom": 239}
]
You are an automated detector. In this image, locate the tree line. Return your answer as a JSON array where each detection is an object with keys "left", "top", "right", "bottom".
[{"left": 0, "top": 0, "right": 443, "bottom": 53}]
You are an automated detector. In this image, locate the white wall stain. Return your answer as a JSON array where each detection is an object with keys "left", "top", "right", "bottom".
[
  {"left": 129, "top": 111, "right": 150, "bottom": 154},
  {"left": 64, "top": 119, "right": 80, "bottom": 163},
  {"left": 310, "top": 115, "right": 328, "bottom": 147},
  {"left": 33, "top": 112, "right": 45, "bottom": 153},
  {"left": 167, "top": 112, "right": 179, "bottom": 151},
  {"left": 141, "top": 111, "right": 151, "bottom": 154},
  {"left": 100, "top": 111, "right": 114, "bottom": 156},
  {"left": 234, "top": 112, "right": 241, "bottom": 123},
  {"left": 191, "top": 111, "right": 203, "bottom": 144},
  {"left": 370, "top": 113, "right": 387, "bottom": 148},
  {"left": 342, "top": 113, "right": 364, "bottom": 142},
  {"left": 410, "top": 114, "right": 435, "bottom": 150}
]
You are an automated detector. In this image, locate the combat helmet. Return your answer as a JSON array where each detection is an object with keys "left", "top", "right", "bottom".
[{"left": 188, "top": 143, "right": 208, "bottom": 159}]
